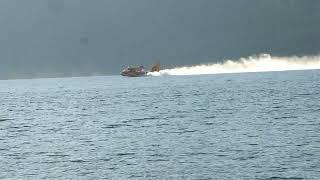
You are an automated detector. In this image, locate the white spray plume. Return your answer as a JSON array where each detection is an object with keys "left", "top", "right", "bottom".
[{"left": 148, "top": 54, "right": 320, "bottom": 76}]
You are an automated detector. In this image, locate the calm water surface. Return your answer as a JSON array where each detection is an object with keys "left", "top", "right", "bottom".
[{"left": 0, "top": 70, "right": 319, "bottom": 179}]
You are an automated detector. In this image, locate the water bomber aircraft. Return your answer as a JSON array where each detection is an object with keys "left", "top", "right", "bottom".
[{"left": 121, "top": 62, "right": 160, "bottom": 77}]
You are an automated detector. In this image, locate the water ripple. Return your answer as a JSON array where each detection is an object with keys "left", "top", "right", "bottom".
[{"left": 0, "top": 72, "right": 319, "bottom": 179}]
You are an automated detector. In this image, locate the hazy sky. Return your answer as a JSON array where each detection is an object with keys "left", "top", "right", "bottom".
[{"left": 0, "top": 0, "right": 320, "bottom": 79}]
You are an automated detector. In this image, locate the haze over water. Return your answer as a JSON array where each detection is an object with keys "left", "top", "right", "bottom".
[{"left": 1, "top": 70, "right": 319, "bottom": 179}]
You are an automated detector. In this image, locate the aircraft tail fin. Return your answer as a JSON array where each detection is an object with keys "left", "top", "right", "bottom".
[{"left": 150, "top": 61, "right": 161, "bottom": 72}]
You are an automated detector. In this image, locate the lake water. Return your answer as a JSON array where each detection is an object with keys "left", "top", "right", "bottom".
[{"left": 0, "top": 70, "right": 319, "bottom": 179}]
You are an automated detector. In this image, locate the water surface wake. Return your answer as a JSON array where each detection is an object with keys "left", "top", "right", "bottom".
[{"left": 148, "top": 54, "right": 320, "bottom": 76}]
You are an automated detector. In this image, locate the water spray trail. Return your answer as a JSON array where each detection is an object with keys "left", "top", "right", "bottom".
[{"left": 148, "top": 54, "right": 320, "bottom": 76}]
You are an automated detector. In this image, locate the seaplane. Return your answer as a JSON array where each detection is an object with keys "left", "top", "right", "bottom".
[{"left": 121, "top": 62, "right": 160, "bottom": 77}]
